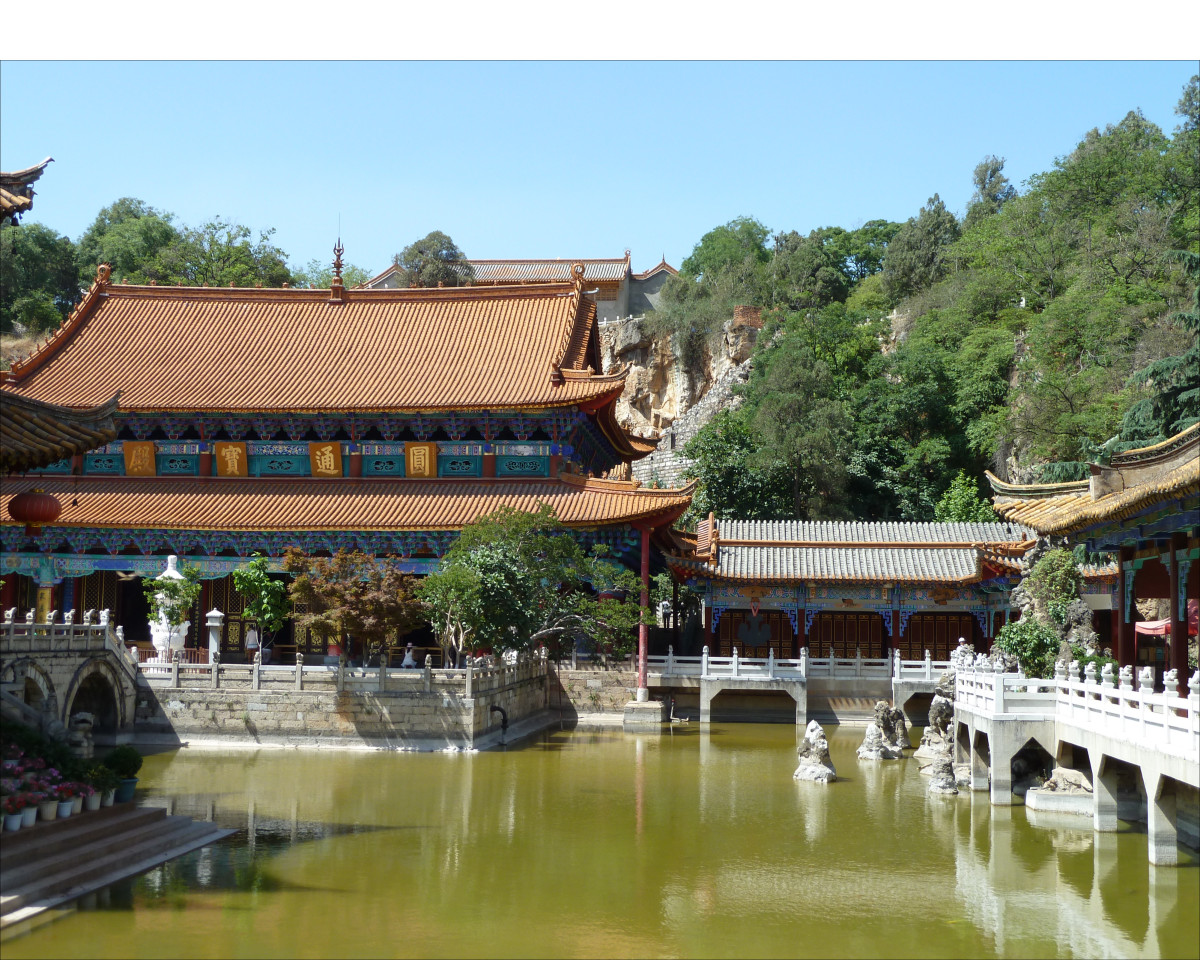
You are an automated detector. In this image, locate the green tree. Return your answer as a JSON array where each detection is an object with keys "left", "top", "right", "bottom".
[
  {"left": 881, "top": 194, "right": 961, "bottom": 302},
  {"left": 74, "top": 198, "right": 179, "bottom": 284},
  {"left": 391, "top": 231, "right": 473, "bottom": 288},
  {"left": 231, "top": 554, "right": 290, "bottom": 651},
  {"left": 681, "top": 410, "right": 792, "bottom": 523},
  {"left": 416, "top": 506, "right": 648, "bottom": 663},
  {"left": 933, "top": 470, "right": 996, "bottom": 523},
  {"left": 0, "top": 222, "right": 81, "bottom": 334},
  {"left": 767, "top": 230, "right": 850, "bottom": 309},
  {"left": 963, "top": 155, "right": 1017, "bottom": 230},
  {"left": 155, "top": 218, "right": 295, "bottom": 287},
  {"left": 680, "top": 216, "right": 770, "bottom": 279},
  {"left": 1122, "top": 248, "right": 1200, "bottom": 440}
]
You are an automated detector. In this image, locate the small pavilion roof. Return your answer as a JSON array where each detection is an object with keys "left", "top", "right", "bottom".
[
  {"left": 0, "top": 473, "right": 695, "bottom": 534},
  {"left": 364, "top": 254, "right": 655, "bottom": 290},
  {"left": 2, "top": 268, "right": 624, "bottom": 415},
  {"left": 0, "top": 388, "right": 119, "bottom": 472},
  {"left": 987, "top": 425, "right": 1200, "bottom": 537},
  {"left": 668, "top": 519, "right": 1034, "bottom": 585}
]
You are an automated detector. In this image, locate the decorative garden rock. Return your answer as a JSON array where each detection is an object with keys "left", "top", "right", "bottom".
[
  {"left": 914, "top": 693, "right": 954, "bottom": 762},
  {"left": 927, "top": 753, "right": 959, "bottom": 795},
  {"left": 794, "top": 720, "right": 837, "bottom": 782},
  {"left": 873, "top": 700, "right": 909, "bottom": 752},
  {"left": 856, "top": 722, "right": 904, "bottom": 761}
]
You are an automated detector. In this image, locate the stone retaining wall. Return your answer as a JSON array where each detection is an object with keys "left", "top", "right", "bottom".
[
  {"left": 132, "top": 669, "right": 549, "bottom": 750},
  {"left": 548, "top": 664, "right": 638, "bottom": 715}
]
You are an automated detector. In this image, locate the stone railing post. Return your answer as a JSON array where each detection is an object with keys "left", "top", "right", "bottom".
[
  {"left": 206, "top": 608, "right": 224, "bottom": 664},
  {"left": 465, "top": 661, "right": 473, "bottom": 699},
  {"left": 993, "top": 662, "right": 1006, "bottom": 714},
  {"left": 828, "top": 645, "right": 834, "bottom": 661},
  {"left": 800, "top": 646, "right": 808, "bottom": 678},
  {"left": 732, "top": 646, "right": 739, "bottom": 678},
  {"left": 893, "top": 648, "right": 901, "bottom": 678},
  {"left": 1188, "top": 670, "right": 1200, "bottom": 737},
  {"left": 1100, "top": 662, "right": 1115, "bottom": 693},
  {"left": 1163, "top": 668, "right": 1179, "bottom": 700},
  {"left": 337, "top": 655, "right": 346, "bottom": 692},
  {"left": 378, "top": 651, "right": 387, "bottom": 692},
  {"left": 855, "top": 647, "right": 862, "bottom": 678},
  {"left": 768, "top": 648, "right": 775, "bottom": 679},
  {"left": 702, "top": 645, "right": 709, "bottom": 678},
  {"left": 666, "top": 644, "right": 674, "bottom": 678},
  {"left": 170, "top": 649, "right": 180, "bottom": 687},
  {"left": 211, "top": 650, "right": 220, "bottom": 689},
  {"left": 253, "top": 649, "right": 261, "bottom": 691},
  {"left": 1119, "top": 665, "right": 1134, "bottom": 691},
  {"left": 424, "top": 655, "right": 433, "bottom": 693},
  {"left": 295, "top": 652, "right": 304, "bottom": 691},
  {"left": 925, "top": 650, "right": 932, "bottom": 681}
]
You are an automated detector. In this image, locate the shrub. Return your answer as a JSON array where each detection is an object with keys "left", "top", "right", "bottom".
[
  {"left": 104, "top": 744, "right": 143, "bottom": 779},
  {"left": 1024, "top": 549, "right": 1083, "bottom": 624},
  {"left": 994, "top": 618, "right": 1060, "bottom": 679}
]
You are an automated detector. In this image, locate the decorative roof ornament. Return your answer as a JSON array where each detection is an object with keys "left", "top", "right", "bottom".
[
  {"left": 330, "top": 239, "right": 346, "bottom": 302},
  {"left": 571, "top": 262, "right": 586, "bottom": 300},
  {"left": 95, "top": 264, "right": 112, "bottom": 289}
]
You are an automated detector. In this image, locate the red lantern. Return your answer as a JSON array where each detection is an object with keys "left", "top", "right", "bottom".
[{"left": 7, "top": 488, "right": 62, "bottom": 537}]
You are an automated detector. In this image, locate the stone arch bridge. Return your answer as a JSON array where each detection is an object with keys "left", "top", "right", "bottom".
[{"left": 0, "top": 608, "right": 139, "bottom": 743}]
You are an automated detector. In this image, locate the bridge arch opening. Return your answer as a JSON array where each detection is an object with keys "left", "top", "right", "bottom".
[
  {"left": 64, "top": 660, "right": 128, "bottom": 735},
  {"left": 1, "top": 659, "right": 58, "bottom": 720}
]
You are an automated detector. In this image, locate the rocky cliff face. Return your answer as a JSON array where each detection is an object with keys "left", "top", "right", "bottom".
[{"left": 600, "top": 308, "right": 761, "bottom": 487}]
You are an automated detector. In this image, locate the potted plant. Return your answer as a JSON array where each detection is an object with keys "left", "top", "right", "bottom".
[
  {"left": 233, "top": 553, "right": 290, "bottom": 664},
  {"left": 105, "top": 745, "right": 143, "bottom": 803},
  {"left": 20, "top": 792, "right": 40, "bottom": 827},
  {"left": 55, "top": 783, "right": 74, "bottom": 819},
  {"left": 87, "top": 764, "right": 120, "bottom": 807},
  {"left": 2, "top": 794, "right": 25, "bottom": 832}
]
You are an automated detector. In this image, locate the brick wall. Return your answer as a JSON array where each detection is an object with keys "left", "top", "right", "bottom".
[{"left": 547, "top": 663, "right": 638, "bottom": 715}]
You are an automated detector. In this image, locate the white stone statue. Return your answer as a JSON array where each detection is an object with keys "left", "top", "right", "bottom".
[{"left": 149, "top": 555, "right": 191, "bottom": 660}]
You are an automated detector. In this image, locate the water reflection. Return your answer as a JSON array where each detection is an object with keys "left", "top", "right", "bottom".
[{"left": 3, "top": 726, "right": 1196, "bottom": 960}]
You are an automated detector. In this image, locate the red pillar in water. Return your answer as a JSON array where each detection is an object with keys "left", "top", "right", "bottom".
[{"left": 638, "top": 526, "right": 650, "bottom": 696}]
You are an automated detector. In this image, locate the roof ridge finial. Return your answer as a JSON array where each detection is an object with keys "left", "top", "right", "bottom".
[
  {"left": 571, "top": 261, "right": 585, "bottom": 299},
  {"left": 330, "top": 239, "right": 346, "bottom": 302}
]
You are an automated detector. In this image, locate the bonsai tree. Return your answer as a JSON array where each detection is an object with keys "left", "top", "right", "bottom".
[
  {"left": 232, "top": 553, "right": 290, "bottom": 651},
  {"left": 141, "top": 558, "right": 202, "bottom": 627},
  {"left": 104, "top": 744, "right": 143, "bottom": 780}
]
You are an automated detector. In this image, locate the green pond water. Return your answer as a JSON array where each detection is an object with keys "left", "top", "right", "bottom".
[{"left": 4, "top": 724, "right": 1197, "bottom": 959}]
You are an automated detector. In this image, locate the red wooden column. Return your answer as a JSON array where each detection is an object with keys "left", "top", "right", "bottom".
[
  {"left": 1168, "top": 532, "right": 1187, "bottom": 679},
  {"left": 1118, "top": 545, "right": 1136, "bottom": 669},
  {"left": 637, "top": 525, "right": 650, "bottom": 699}
]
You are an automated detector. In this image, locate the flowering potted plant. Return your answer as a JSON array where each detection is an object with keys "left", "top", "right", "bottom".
[
  {"left": 87, "top": 765, "right": 121, "bottom": 807},
  {"left": 21, "top": 790, "right": 43, "bottom": 827},
  {"left": 2, "top": 793, "right": 26, "bottom": 832},
  {"left": 54, "top": 782, "right": 75, "bottom": 819}
]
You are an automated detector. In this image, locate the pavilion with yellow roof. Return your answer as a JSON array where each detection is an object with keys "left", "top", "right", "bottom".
[{"left": 0, "top": 257, "right": 692, "bottom": 686}]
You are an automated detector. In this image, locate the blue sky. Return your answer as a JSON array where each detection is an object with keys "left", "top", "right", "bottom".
[{"left": 1, "top": 61, "right": 1194, "bottom": 279}]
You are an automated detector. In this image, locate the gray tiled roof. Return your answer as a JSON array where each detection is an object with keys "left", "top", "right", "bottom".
[
  {"left": 679, "top": 519, "right": 1034, "bottom": 584},
  {"left": 718, "top": 520, "right": 1031, "bottom": 542},
  {"left": 712, "top": 545, "right": 983, "bottom": 583},
  {"left": 469, "top": 259, "right": 630, "bottom": 282}
]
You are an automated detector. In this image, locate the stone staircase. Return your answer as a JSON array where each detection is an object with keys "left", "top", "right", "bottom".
[{"left": 0, "top": 802, "right": 233, "bottom": 933}]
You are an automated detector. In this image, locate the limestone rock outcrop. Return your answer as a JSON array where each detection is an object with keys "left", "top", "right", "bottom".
[
  {"left": 1040, "top": 766, "right": 1093, "bottom": 794},
  {"left": 915, "top": 693, "right": 954, "bottom": 763},
  {"left": 794, "top": 720, "right": 837, "bottom": 782},
  {"left": 927, "top": 754, "right": 959, "bottom": 795},
  {"left": 874, "top": 700, "right": 909, "bottom": 751},
  {"left": 856, "top": 722, "right": 904, "bottom": 760}
]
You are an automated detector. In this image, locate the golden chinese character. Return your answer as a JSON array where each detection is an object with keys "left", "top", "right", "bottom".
[
  {"left": 411, "top": 445, "right": 430, "bottom": 476},
  {"left": 314, "top": 444, "right": 336, "bottom": 475},
  {"left": 221, "top": 446, "right": 242, "bottom": 472},
  {"left": 129, "top": 446, "right": 151, "bottom": 470}
]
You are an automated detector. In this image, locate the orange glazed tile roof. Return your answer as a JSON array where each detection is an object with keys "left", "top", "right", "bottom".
[
  {"left": 3, "top": 271, "right": 624, "bottom": 414},
  {"left": 0, "top": 474, "right": 695, "bottom": 533}
]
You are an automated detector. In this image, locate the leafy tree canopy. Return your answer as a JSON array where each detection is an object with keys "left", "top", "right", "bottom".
[
  {"left": 75, "top": 198, "right": 179, "bottom": 284},
  {"left": 680, "top": 216, "right": 770, "bottom": 279},
  {"left": 933, "top": 470, "right": 997, "bottom": 523},
  {"left": 881, "top": 194, "right": 961, "bottom": 302},
  {"left": 232, "top": 554, "right": 291, "bottom": 649},
  {"left": 293, "top": 258, "right": 374, "bottom": 290},
  {"left": 0, "top": 222, "right": 80, "bottom": 335},
  {"left": 154, "top": 218, "right": 294, "bottom": 287},
  {"left": 416, "top": 505, "right": 648, "bottom": 663},
  {"left": 391, "top": 231, "right": 473, "bottom": 288}
]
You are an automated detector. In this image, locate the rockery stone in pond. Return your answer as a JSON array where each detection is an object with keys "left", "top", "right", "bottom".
[
  {"left": 794, "top": 720, "right": 837, "bottom": 782},
  {"left": 857, "top": 721, "right": 904, "bottom": 760},
  {"left": 873, "top": 700, "right": 909, "bottom": 751},
  {"left": 927, "top": 753, "right": 959, "bottom": 795}
]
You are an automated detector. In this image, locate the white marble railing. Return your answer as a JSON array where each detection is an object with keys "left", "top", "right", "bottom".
[
  {"left": 955, "top": 663, "right": 1200, "bottom": 759},
  {"left": 648, "top": 646, "right": 921, "bottom": 680},
  {"left": 2, "top": 606, "right": 133, "bottom": 662},
  {"left": 892, "top": 650, "right": 954, "bottom": 680},
  {"left": 137, "top": 647, "right": 548, "bottom": 696}
]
